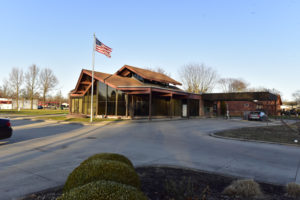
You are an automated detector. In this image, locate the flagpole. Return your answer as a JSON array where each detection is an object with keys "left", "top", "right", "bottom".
[{"left": 90, "top": 33, "right": 96, "bottom": 123}]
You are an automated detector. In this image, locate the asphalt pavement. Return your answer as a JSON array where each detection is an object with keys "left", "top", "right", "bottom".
[{"left": 0, "top": 118, "right": 299, "bottom": 200}]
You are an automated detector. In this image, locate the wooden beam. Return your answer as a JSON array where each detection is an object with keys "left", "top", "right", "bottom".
[
  {"left": 70, "top": 94, "right": 84, "bottom": 97},
  {"left": 81, "top": 81, "right": 91, "bottom": 85},
  {"left": 126, "top": 91, "right": 149, "bottom": 95},
  {"left": 160, "top": 93, "right": 172, "bottom": 97},
  {"left": 81, "top": 81, "right": 93, "bottom": 96}
]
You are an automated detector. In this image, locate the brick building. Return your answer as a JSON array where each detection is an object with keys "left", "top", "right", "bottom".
[{"left": 202, "top": 92, "right": 282, "bottom": 117}]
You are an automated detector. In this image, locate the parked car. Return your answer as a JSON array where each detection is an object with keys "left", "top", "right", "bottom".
[
  {"left": 38, "top": 105, "right": 43, "bottom": 109},
  {"left": 0, "top": 118, "right": 13, "bottom": 139},
  {"left": 248, "top": 111, "right": 268, "bottom": 121}
]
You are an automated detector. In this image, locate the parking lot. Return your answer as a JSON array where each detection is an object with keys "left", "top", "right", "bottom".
[{"left": 0, "top": 118, "right": 300, "bottom": 200}]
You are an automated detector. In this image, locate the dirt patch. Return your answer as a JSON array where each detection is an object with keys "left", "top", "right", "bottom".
[
  {"left": 215, "top": 122, "right": 300, "bottom": 146},
  {"left": 21, "top": 166, "right": 295, "bottom": 200}
]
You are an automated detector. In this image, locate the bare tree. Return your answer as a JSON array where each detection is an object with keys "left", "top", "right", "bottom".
[
  {"left": 25, "top": 64, "right": 40, "bottom": 109},
  {"left": 0, "top": 79, "right": 11, "bottom": 98},
  {"left": 179, "top": 63, "right": 217, "bottom": 93},
  {"left": 292, "top": 90, "right": 300, "bottom": 105},
  {"left": 54, "top": 90, "right": 63, "bottom": 108},
  {"left": 218, "top": 78, "right": 248, "bottom": 93},
  {"left": 248, "top": 87, "right": 281, "bottom": 95},
  {"left": 39, "top": 68, "right": 58, "bottom": 107},
  {"left": 9, "top": 68, "right": 23, "bottom": 109},
  {"left": 147, "top": 67, "right": 170, "bottom": 76}
]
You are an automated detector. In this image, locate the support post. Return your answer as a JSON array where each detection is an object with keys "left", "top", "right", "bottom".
[
  {"left": 199, "top": 99, "right": 201, "bottom": 117},
  {"left": 187, "top": 99, "right": 190, "bottom": 119},
  {"left": 125, "top": 94, "right": 128, "bottom": 118},
  {"left": 131, "top": 95, "right": 134, "bottom": 119},
  {"left": 149, "top": 88, "right": 152, "bottom": 120},
  {"left": 115, "top": 90, "right": 118, "bottom": 116},
  {"left": 69, "top": 97, "right": 72, "bottom": 114},
  {"left": 170, "top": 93, "right": 173, "bottom": 119}
]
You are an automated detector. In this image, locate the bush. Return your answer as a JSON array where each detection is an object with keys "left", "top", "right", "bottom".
[
  {"left": 63, "top": 160, "right": 140, "bottom": 192},
  {"left": 286, "top": 182, "right": 300, "bottom": 198},
  {"left": 223, "top": 179, "right": 263, "bottom": 198},
  {"left": 80, "top": 153, "right": 134, "bottom": 168},
  {"left": 58, "top": 180, "right": 147, "bottom": 200}
]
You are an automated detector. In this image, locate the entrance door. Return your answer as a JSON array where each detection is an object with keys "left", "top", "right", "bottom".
[{"left": 182, "top": 104, "right": 187, "bottom": 117}]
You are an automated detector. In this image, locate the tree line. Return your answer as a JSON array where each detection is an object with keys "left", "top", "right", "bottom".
[
  {"left": 178, "top": 63, "right": 299, "bottom": 104},
  {"left": 0, "top": 65, "right": 61, "bottom": 109}
]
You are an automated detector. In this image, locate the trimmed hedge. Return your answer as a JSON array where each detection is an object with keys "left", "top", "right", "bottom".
[
  {"left": 58, "top": 180, "right": 147, "bottom": 200},
  {"left": 63, "top": 159, "right": 140, "bottom": 192},
  {"left": 80, "top": 153, "right": 134, "bottom": 168},
  {"left": 223, "top": 179, "right": 262, "bottom": 198}
]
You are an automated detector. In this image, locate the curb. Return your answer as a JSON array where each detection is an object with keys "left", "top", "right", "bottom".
[
  {"left": 210, "top": 133, "right": 300, "bottom": 148},
  {"left": 25, "top": 117, "right": 200, "bottom": 126}
]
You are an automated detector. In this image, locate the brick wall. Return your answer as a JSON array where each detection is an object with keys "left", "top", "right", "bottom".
[{"left": 223, "top": 100, "right": 280, "bottom": 116}]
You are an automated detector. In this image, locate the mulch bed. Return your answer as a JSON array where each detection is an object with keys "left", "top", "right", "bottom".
[
  {"left": 22, "top": 166, "right": 295, "bottom": 200},
  {"left": 215, "top": 122, "right": 300, "bottom": 146}
]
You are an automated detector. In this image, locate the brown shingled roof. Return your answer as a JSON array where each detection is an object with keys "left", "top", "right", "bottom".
[
  {"left": 115, "top": 65, "right": 182, "bottom": 86},
  {"left": 83, "top": 69, "right": 144, "bottom": 88},
  {"left": 71, "top": 67, "right": 184, "bottom": 98},
  {"left": 83, "top": 69, "right": 111, "bottom": 81}
]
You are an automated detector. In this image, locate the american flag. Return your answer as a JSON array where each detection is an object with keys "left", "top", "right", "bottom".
[{"left": 95, "top": 37, "right": 112, "bottom": 58}]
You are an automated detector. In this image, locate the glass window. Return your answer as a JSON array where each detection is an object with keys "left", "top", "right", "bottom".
[
  {"left": 134, "top": 95, "right": 149, "bottom": 116},
  {"left": 98, "top": 81, "right": 107, "bottom": 115},
  {"left": 107, "top": 85, "right": 116, "bottom": 115},
  {"left": 117, "top": 90, "right": 126, "bottom": 115},
  {"left": 152, "top": 96, "right": 169, "bottom": 116},
  {"left": 173, "top": 99, "right": 182, "bottom": 116}
]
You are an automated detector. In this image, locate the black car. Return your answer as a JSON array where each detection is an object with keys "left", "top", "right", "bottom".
[{"left": 0, "top": 118, "right": 13, "bottom": 139}]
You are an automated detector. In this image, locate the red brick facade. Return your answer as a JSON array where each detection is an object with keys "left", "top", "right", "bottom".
[
  {"left": 202, "top": 92, "right": 282, "bottom": 117},
  {"left": 223, "top": 99, "right": 281, "bottom": 116}
]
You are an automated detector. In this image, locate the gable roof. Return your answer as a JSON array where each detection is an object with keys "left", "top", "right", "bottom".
[
  {"left": 71, "top": 66, "right": 183, "bottom": 97},
  {"left": 115, "top": 65, "right": 182, "bottom": 86},
  {"left": 83, "top": 69, "right": 144, "bottom": 87}
]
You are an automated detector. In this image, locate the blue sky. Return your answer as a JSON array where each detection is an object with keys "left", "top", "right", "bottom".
[{"left": 0, "top": 0, "right": 299, "bottom": 100}]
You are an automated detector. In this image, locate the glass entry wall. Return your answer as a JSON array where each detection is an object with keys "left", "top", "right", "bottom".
[
  {"left": 117, "top": 91, "right": 126, "bottom": 115},
  {"left": 107, "top": 86, "right": 116, "bottom": 115},
  {"left": 152, "top": 96, "right": 170, "bottom": 116},
  {"left": 71, "top": 80, "right": 201, "bottom": 118},
  {"left": 97, "top": 81, "right": 127, "bottom": 116},
  {"left": 172, "top": 98, "right": 182, "bottom": 116},
  {"left": 98, "top": 81, "right": 106, "bottom": 115},
  {"left": 134, "top": 95, "right": 149, "bottom": 116},
  {"left": 71, "top": 97, "right": 83, "bottom": 113}
]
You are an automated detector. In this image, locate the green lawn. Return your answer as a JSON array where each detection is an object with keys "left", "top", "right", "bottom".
[
  {"left": 215, "top": 122, "right": 300, "bottom": 146},
  {"left": 0, "top": 109, "right": 69, "bottom": 115},
  {"left": 36, "top": 116, "right": 123, "bottom": 122}
]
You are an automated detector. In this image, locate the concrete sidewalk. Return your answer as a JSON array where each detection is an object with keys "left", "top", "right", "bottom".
[{"left": 0, "top": 118, "right": 299, "bottom": 200}]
